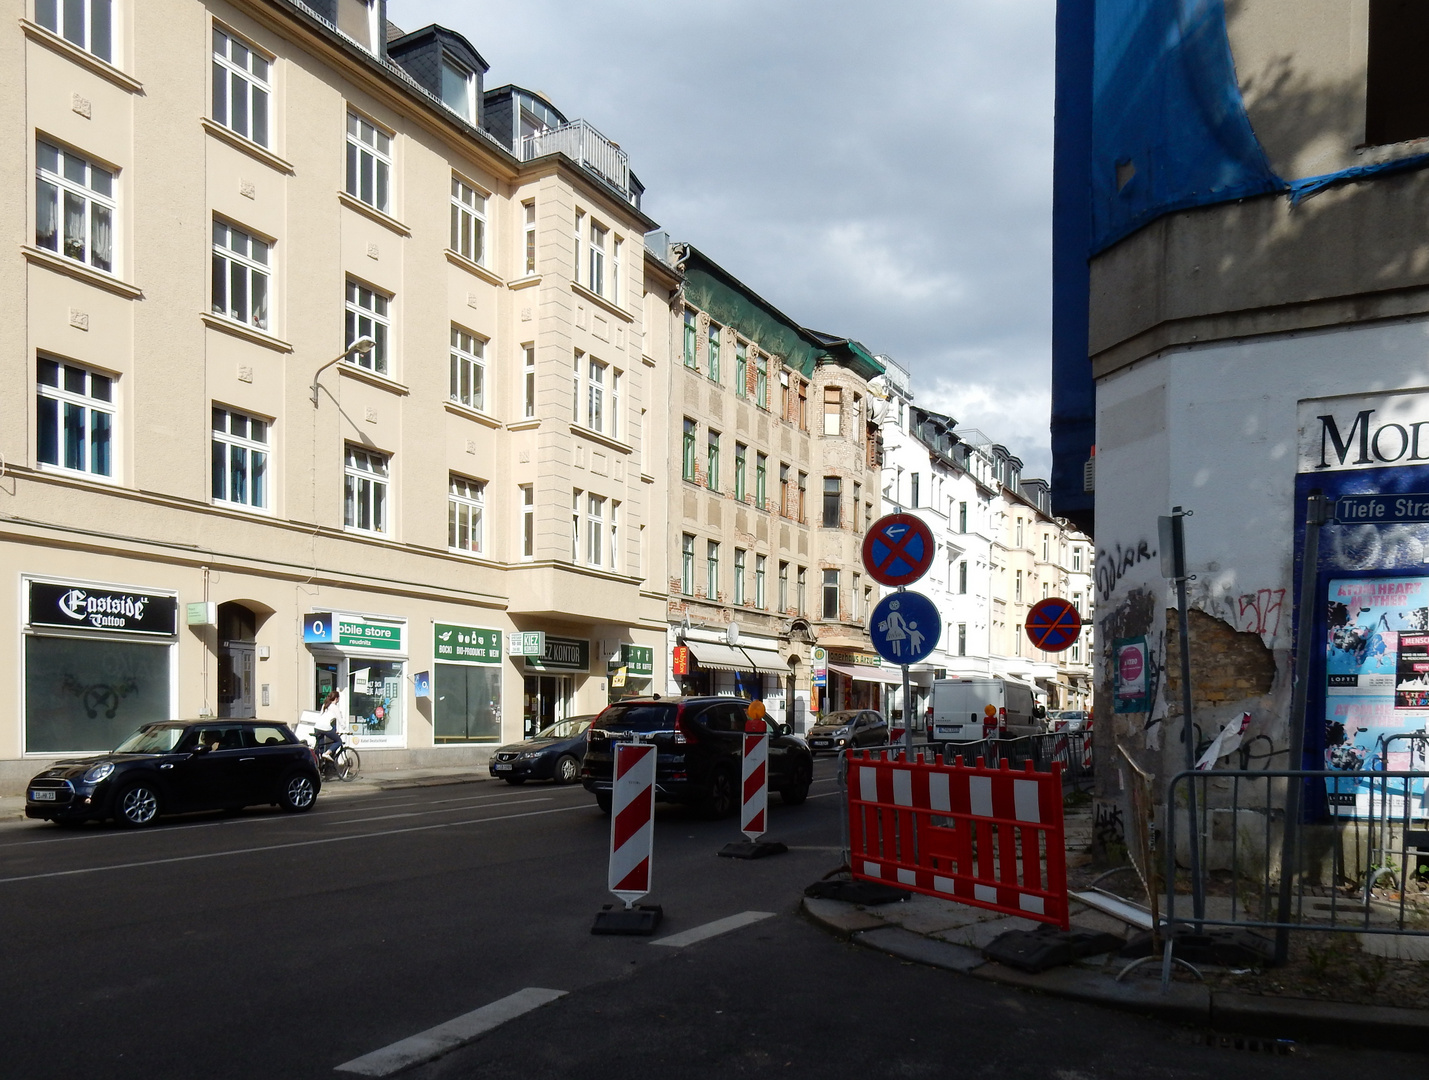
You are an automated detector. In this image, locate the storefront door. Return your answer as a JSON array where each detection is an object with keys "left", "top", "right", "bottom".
[
  {"left": 218, "top": 602, "right": 258, "bottom": 719},
  {"left": 523, "top": 675, "right": 569, "bottom": 738}
]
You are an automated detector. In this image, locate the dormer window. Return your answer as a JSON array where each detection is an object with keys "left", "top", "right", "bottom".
[{"left": 441, "top": 57, "right": 474, "bottom": 122}]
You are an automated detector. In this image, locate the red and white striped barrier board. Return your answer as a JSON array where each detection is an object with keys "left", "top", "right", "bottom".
[
  {"left": 847, "top": 750, "right": 1070, "bottom": 930},
  {"left": 608, "top": 742, "right": 656, "bottom": 907},
  {"left": 740, "top": 718, "right": 769, "bottom": 841},
  {"left": 1081, "top": 730, "right": 1093, "bottom": 772}
]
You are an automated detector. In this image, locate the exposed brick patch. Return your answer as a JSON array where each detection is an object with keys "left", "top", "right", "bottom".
[{"left": 1163, "top": 607, "right": 1275, "bottom": 709}]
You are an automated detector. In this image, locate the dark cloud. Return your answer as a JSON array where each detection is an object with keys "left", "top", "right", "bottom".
[{"left": 397, "top": 0, "right": 1055, "bottom": 476}]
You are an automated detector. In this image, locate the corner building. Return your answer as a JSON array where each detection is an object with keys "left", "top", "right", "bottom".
[{"left": 1, "top": 0, "right": 667, "bottom": 788}]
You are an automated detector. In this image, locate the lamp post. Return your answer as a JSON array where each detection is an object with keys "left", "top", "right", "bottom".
[{"left": 310, "top": 336, "right": 376, "bottom": 407}]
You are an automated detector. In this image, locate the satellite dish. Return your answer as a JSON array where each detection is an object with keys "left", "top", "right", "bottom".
[{"left": 726, "top": 622, "right": 740, "bottom": 646}]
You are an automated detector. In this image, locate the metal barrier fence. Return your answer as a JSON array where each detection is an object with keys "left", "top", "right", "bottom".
[
  {"left": 1164, "top": 768, "right": 1429, "bottom": 950},
  {"left": 907, "top": 730, "right": 1094, "bottom": 788}
]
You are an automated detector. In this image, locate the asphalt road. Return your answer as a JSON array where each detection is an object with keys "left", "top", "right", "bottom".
[{"left": 2, "top": 761, "right": 1422, "bottom": 1079}]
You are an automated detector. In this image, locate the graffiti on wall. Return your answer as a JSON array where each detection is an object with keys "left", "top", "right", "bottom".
[
  {"left": 1236, "top": 588, "right": 1286, "bottom": 638},
  {"left": 1094, "top": 538, "right": 1158, "bottom": 603}
]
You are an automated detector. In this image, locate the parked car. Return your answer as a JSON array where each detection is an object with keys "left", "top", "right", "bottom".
[
  {"left": 25, "top": 720, "right": 322, "bottom": 827},
  {"left": 1046, "top": 709, "right": 1089, "bottom": 731},
  {"left": 581, "top": 695, "right": 813, "bottom": 817},
  {"left": 807, "top": 710, "right": 890, "bottom": 754},
  {"left": 488, "top": 715, "right": 594, "bottom": 784}
]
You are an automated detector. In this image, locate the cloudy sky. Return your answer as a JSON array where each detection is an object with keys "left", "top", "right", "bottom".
[{"left": 394, "top": 0, "right": 1057, "bottom": 477}]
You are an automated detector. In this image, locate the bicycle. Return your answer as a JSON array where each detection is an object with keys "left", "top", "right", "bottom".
[{"left": 314, "top": 732, "right": 361, "bottom": 782}]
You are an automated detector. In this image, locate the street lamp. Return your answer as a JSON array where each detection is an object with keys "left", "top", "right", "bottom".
[{"left": 310, "top": 336, "right": 376, "bottom": 407}]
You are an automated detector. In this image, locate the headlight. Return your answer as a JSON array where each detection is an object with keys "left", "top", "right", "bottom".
[
  {"left": 518, "top": 751, "right": 541, "bottom": 761},
  {"left": 83, "top": 761, "right": 115, "bottom": 784}
]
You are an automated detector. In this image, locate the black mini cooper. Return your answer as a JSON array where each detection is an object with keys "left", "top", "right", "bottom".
[{"left": 26, "top": 720, "right": 322, "bottom": 827}]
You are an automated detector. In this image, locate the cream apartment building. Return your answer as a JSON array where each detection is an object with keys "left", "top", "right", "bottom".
[
  {"left": 653, "top": 243, "right": 883, "bottom": 731},
  {"left": 0, "top": 0, "right": 667, "bottom": 787}
]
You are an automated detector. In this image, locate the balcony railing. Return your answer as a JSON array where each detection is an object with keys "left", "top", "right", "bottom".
[{"left": 519, "top": 120, "right": 633, "bottom": 202}]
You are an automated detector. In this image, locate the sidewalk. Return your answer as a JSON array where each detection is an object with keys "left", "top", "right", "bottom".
[{"left": 802, "top": 801, "right": 1429, "bottom": 1052}]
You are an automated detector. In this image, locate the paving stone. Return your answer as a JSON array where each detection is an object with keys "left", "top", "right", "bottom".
[
  {"left": 933, "top": 914, "right": 1044, "bottom": 950},
  {"left": 854, "top": 925, "right": 987, "bottom": 972},
  {"left": 802, "top": 897, "right": 887, "bottom": 935}
]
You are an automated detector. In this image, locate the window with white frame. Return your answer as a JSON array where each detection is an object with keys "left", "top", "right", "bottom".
[
  {"left": 586, "top": 357, "right": 605, "bottom": 431},
  {"left": 587, "top": 494, "right": 605, "bottom": 565},
  {"left": 734, "top": 549, "right": 746, "bottom": 604},
  {"left": 36, "top": 0, "right": 112, "bottom": 62},
  {"left": 755, "top": 555, "right": 767, "bottom": 609},
  {"left": 449, "top": 327, "right": 485, "bottom": 411},
  {"left": 448, "top": 474, "right": 485, "bottom": 552},
  {"left": 588, "top": 220, "right": 606, "bottom": 295},
  {"left": 343, "top": 445, "right": 389, "bottom": 534},
  {"left": 345, "top": 280, "right": 390, "bottom": 375},
  {"left": 450, "top": 176, "right": 485, "bottom": 264},
  {"left": 212, "top": 219, "right": 270, "bottom": 330},
  {"left": 778, "top": 561, "right": 788, "bottom": 612},
  {"left": 212, "top": 27, "right": 270, "bottom": 147},
  {"left": 571, "top": 489, "right": 581, "bottom": 561},
  {"left": 523, "top": 201, "right": 537, "bottom": 274},
  {"left": 610, "top": 370, "right": 621, "bottom": 440},
  {"left": 36, "top": 356, "right": 113, "bottom": 477},
  {"left": 440, "top": 56, "right": 474, "bottom": 121},
  {"left": 521, "top": 484, "right": 534, "bottom": 558},
  {"left": 522, "top": 343, "right": 536, "bottom": 418},
  {"left": 823, "top": 386, "right": 841, "bottom": 435},
  {"left": 212, "top": 406, "right": 268, "bottom": 509},
  {"left": 345, "top": 112, "right": 391, "bottom": 212},
  {"left": 572, "top": 351, "right": 582, "bottom": 423},
  {"left": 35, "top": 140, "right": 115, "bottom": 273},
  {"left": 612, "top": 237, "right": 622, "bottom": 304},
  {"left": 573, "top": 210, "right": 583, "bottom": 287},
  {"left": 609, "top": 500, "right": 620, "bottom": 572}
]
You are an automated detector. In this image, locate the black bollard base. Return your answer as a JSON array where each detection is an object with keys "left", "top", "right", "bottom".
[
  {"left": 591, "top": 903, "right": 663, "bottom": 935},
  {"left": 718, "top": 840, "right": 789, "bottom": 859}
]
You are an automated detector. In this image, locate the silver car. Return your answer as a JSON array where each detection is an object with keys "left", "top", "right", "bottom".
[{"left": 806, "top": 710, "right": 889, "bottom": 754}]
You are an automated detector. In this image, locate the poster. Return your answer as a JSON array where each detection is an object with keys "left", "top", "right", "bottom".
[
  {"left": 1114, "top": 636, "right": 1148, "bottom": 713},
  {"left": 1323, "top": 577, "right": 1429, "bottom": 817}
]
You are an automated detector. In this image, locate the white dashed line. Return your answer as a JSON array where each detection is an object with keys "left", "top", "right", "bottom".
[{"left": 649, "top": 910, "right": 774, "bottom": 948}]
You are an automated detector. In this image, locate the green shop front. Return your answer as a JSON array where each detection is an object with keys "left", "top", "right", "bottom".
[
  {"left": 432, "top": 622, "right": 502, "bottom": 744},
  {"left": 608, "top": 644, "right": 653, "bottom": 703}
]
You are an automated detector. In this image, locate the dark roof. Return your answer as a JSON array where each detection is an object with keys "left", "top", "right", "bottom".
[{"left": 387, "top": 23, "right": 489, "bottom": 75}]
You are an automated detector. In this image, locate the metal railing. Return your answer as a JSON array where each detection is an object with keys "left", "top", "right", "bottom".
[
  {"left": 906, "top": 730, "right": 1094, "bottom": 788},
  {"left": 519, "top": 120, "right": 631, "bottom": 200}
]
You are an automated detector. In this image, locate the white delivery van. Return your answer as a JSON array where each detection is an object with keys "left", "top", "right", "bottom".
[{"left": 929, "top": 677, "right": 1044, "bottom": 741}]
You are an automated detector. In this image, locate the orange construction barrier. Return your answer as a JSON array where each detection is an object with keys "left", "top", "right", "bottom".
[{"left": 847, "top": 750, "right": 1069, "bottom": 930}]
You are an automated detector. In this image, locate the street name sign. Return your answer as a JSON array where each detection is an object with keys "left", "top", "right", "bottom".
[{"left": 1335, "top": 493, "right": 1429, "bottom": 524}]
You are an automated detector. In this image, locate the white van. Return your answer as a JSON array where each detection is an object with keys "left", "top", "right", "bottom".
[{"left": 929, "top": 677, "right": 1044, "bottom": 741}]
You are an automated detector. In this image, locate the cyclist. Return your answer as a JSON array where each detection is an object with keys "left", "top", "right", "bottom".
[{"left": 314, "top": 689, "right": 346, "bottom": 761}]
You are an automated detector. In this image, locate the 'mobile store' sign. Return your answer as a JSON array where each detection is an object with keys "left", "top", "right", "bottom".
[{"left": 304, "top": 612, "right": 404, "bottom": 652}]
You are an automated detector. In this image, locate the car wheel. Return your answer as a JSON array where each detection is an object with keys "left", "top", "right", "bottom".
[
  {"left": 781, "top": 762, "right": 812, "bottom": 806},
  {"left": 704, "top": 767, "right": 737, "bottom": 819},
  {"left": 596, "top": 792, "right": 612, "bottom": 814},
  {"left": 554, "top": 754, "right": 580, "bottom": 784},
  {"left": 504, "top": 777, "right": 527, "bottom": 786},
  {"left": 115, "top": 782, "right": 161, "bottom": 828},
  {"left": 279, "top": 771, "right": 318, "bottom": 812}
]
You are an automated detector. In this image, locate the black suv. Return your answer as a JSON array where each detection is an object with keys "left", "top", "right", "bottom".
[{"left": 581, "top": 695, "right": 813, "bottom": 817}]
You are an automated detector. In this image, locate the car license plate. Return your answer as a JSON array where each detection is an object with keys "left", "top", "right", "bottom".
[
  {"left": 811, "top": 739, "right": 832, "bottom": 748},
  {"left": 493, "top": 763, "right": 513, "bottom": 771},
  {"left": 31, "top": 790, "right": 56, "bottom": 801}
]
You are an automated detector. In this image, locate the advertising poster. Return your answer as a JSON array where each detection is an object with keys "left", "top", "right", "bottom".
[
  {"left": 1114, "top": 636, "right": 1148, "bottom": 713},
  {"left": 1323, "top": 577, "right": 1429, "bottom": 817}
]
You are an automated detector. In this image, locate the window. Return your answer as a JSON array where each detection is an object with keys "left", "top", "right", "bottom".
[
  {"left": 1015, "top": 625, "right": 1022, "bottom": 656},
  {"left": 852, "top": 482, "right": 861, "bottom": 530},
  {"left": 1016, "top": 517, "right": 1024, "bottom": 547},
  {"left": 571, "top": 352, "right": 582, "bottom": 423},
  {"left": 450, "top": 177, "right": 485, "bottom": 264},
  {"left": 798, "top": 381, "right": 808, "bottom": 430},
  {"left": 682, "top": 419, "right": 697, "bottom": 481},
  {"left": 1366, "top": 1, "right": 1429, "bottom": 145},
  {"left": 707, "top": 323, "right": 721, "bottom": 384},
  {"left": 1072, "top": 591, "right": 1083, "bottom": 615},
  {"left": 35, "top": 140, "right": 114, "bottom": 273},
  {"left": 865, "top": 499, "right": 873, "bottom": 533},
  {"left": 1042, "top": 583, "right": 1050, "bottom": 600},
  {"left": 755, "top": 555, "right": 767, "bottom": 609},
  {"left": 756, "top": 354, "right": 768, "bottom": 408},
  {"left": 573, "top": 210, "right": 583, "bottom": 287},
  {"left": 588, "top": 221, "right": 607, "bottom": 294},
  {"left": 211, "top": 220, "right": 269, "bottom": 330},
  {"left": 734, "top": 549, "right": 746, "bottom": 604},
  {"left": 522, "top": 343, "right": 536, "bottom": 418},
  {"left": 1043, "top": 534, "right": 1050, "bottom": 561},
  {"left": 345, "top": 281, "right": 390, "bottom": 374},
  {"left": 778, "top": 562, "right": 788, "bottom": 611},
  {"left": 823, "top": 387, "right": 841, "bottom": 436},
  {"left": 683, "top": 310, "right": 698, "bottom": 368},
  {"left": 521, "top": 485, "right": 534, "bottom": 558},
  {"left": 440, "top": 56, "right": 474, "bottom": 121},
  {"left": 611, "top": 370, "right": 622, "bottom": 440},
  {"left": 609, "top": 501, "right": 620, "bottom": 571},
  {"left": 612, "top": 238, "right": 622, "bottom": 305},
  {"left": 735, "top": 342, "right": 747, "bottom": 397},
  {"left": 780, "top": 464, "right": 791, "bottom": 516},
  {"left": 779, "top": 371, "right": 790, "bottom": 419},
  {"left": 1015, "top": 570, "right": 1023, "bottom": 602},
  {"left": 958, "top": 561, "right": 968, "bottom": 594},
  {"left": 571, "top": 490, "right": 581, "bottom": 561},
  {"left": 959, "top": 501, "right": 968, "bottom": 533},
  {"left": 587, "top": 494, "right": 605, "bottom": 565},
  {"left": 212, "top": 406, "right": 268, "bottom": 509},
  {"left": 449, "top": 327, "right": 486, "bottom": 411},
  {"left": 706, "top": 540, "right": 720, "bottom": 598},
  {"left": 586, "top": 357, "right": 606, "bottom": 431},
  {"left": 734, "top": 443, "right": 747, "bottom": 501},
  {"left": 523, "top": 201, "right": 537, "bottom": 274},
  {"left": 1072, "top": 546, "right": 1082, "bottom": 571},
  {"left": 212, "top": 28, "right": 270, "bottom": 146},
  {"left": 37, "top": 357, "right": 112, "bottom": 477},
  {"left": 822, "top": 476, "right": 841, "bottom": 528},
  {"left": 681, "top": 534, "right": 695, "bottom": 594},
  {"left": 797, "top": 566, "right": 807, "bottom": 614},
  {"left": 910, "top": 473, "right": 920, "bottom": 508},
  {"left": 36, "top": 0, "right": 111, "bottom": 61},
  {"left": 957, "top": 623, "right": 967, "bottom": 656},
  {"left": 707, "top": 430, "right": 721, "bottom": 490},
  {"left": 755, "top": 453, "right": 768, "bottom": 507},
  {"left": 344, "top": 445, "right": 389, "bottom": 534},
  {"left": 345, "top": 112, "right": 391, "bottom": 212},
  {"left": 822, "top": 570, "right": 839, "bottom": 620},
  {"left": 448, "top": 475, "right": 485, "bottom": 553},
  {"left": 798, "top": 472, "right": 807, "bottom": 522}
]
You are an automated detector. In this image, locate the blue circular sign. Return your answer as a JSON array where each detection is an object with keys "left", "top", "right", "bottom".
[{"left": 869, "top": 591, "right": 941, "bottom": 666}]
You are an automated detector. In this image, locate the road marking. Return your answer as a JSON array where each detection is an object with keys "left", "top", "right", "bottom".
[
  {"left": 809, "top": 791, "right": 841, "bottom": 800},
  {"left": 0, "top": 801, "right": 585, "bottom": 884},
  {"left": 335, "top": 987, "right": 567, "bottom": 1076},
  {"left": 649, "top": 910, "right": 774, "bottom": 948}
]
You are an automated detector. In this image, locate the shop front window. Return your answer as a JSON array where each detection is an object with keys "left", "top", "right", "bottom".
[
  {"left": 434, "top": 663, "right": 501, "bottom": 741},
  {"left": 348, "top": 659, "right": 403, "bottom": 739},
  {"left": 25, "top": 635, "right": 172, "bottom": 752}
]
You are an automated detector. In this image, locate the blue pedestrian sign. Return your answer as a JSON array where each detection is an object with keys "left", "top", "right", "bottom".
[
  {"left": 869, "top": 591, "right": 941, "bottom": 666},
  {"left": 1335, "top": 493, "right": 1429, "bottom": 524}
]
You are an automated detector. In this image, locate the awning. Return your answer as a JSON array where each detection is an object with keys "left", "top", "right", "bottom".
[
  {"left": 738, "top": 646, "right": 789, "bottom": 675},
  {"left": 828, "top": 661, "right": 928, "bottom": 684},
  {"left": 685, "top": 641, "right": 750, "bottom": 672}
]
